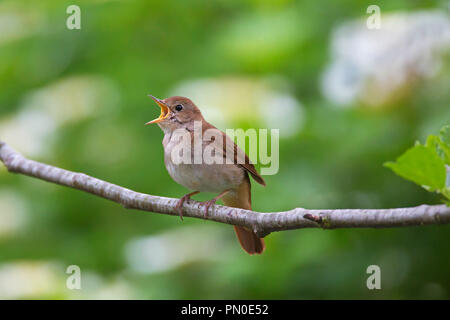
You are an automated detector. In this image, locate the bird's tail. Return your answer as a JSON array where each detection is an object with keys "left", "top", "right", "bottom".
[
  {"left": 232, "top": 225, "right": 265, "bottom": 255},
  {"left": 222, "top": 174, "right": 265, "bottom": 255}
]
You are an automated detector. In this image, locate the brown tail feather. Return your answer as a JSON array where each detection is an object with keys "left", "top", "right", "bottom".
[
  {"left": 222, "top": 173, "right": 265, "bottom": 255},
  {"left": 233, "top": 226, "right": 265, "bottom": 254}
]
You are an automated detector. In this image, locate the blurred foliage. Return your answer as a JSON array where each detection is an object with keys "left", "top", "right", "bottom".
[{"left": 0, "top": 0, "right": 449, "bottom": 299}]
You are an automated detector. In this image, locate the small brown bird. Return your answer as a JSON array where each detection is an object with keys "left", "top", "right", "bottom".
[{"left": 146, "top": 95, "right": 266, "bottom": 254}]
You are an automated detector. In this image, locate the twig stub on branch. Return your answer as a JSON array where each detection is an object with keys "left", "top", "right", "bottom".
[{"left": 1, "top": 141, "right": 449, "bottom": 237}]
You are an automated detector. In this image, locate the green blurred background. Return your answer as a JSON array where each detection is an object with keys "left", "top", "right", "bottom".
[{"left": 0, "top": 0, "right": 449, "bottom": 299}]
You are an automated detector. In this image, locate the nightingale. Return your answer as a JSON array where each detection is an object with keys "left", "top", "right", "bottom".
[{"left": 146, "top": 95, "right": 266, "bottom": 254}]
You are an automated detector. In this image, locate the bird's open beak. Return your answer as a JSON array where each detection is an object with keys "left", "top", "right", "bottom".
[{"left": 145, "top": 95, "right": 170, "bottom": 124}]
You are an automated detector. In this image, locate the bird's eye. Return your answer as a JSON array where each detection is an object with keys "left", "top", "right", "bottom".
[{"left": 175, "top": 104, "right": 183, "bottom": 111}]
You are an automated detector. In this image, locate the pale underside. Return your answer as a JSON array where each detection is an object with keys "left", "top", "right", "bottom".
[{"left": 162, "top": 128, "right": 246, "bottom": 193}]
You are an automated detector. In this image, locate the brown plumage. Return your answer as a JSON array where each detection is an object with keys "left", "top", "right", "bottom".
[
  {"left": 222, "top": 174, "right": 265, "bottom": 254},
  {"left": 146, "top": 95, "right": 265, "bottom": 254}
]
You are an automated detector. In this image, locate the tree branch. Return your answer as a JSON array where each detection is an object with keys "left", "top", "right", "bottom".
[{"left": 1, "top": 141, "right": 449, "bottom": 238}]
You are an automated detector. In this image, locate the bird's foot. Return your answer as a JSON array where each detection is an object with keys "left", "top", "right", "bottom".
[
  {"left": 200, "top": 199, "right": 218, "bottom": 217},
  {"left": 176, "top": 191, "right": 200, "bottom": 220},
  {"left": 201, "top": 198, "right": 218, "bottom": 217},
  {"left": 200, "top": 190, "right": 231, "bottom": 217}
]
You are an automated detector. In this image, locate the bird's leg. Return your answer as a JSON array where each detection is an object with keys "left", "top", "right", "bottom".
[
  {"left": 176, "top": 191, "right": 200, "bottom": 220},
  {"left": 201, "top": 189, "right": 231, "bottom": 217}
]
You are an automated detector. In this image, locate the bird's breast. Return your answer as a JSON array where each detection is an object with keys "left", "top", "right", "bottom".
[{"left": 162, "top": 133, "right": 244, "bottom": 192}]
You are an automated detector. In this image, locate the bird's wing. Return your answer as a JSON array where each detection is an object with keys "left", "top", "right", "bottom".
[
  {"left": 230, "top": 138, "right": 266, "bottom": 186},
  {"left": 202, "top": 122, "right": 266, "bottom": 187}
]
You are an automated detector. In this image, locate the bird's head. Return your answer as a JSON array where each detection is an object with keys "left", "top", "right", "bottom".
[{"left": 146, "top": 95, "right": 204, "bottom": 132}]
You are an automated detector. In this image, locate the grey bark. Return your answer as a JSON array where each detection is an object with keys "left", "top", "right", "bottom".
[{"left": 1, "top": 141, "right": 449, "bottom": 237}]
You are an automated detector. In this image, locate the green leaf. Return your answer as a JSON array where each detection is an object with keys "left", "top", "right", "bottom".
[
  {"left": 426, "top": 135, "right": 450, "bottom": 165},
  {"left": 438, "top": 143, "right": 450, "bottom": 166},
  {"left": 384, "top": 145, "right": 446, "bottom": 191},
  {"left": 440, "top": 125, "right": 450, "bottom": 145},
  {"left": 438, "top": 126, "right": 450, "bottom": 165},
  {"left": 443, "top": 187, "right": 450, "bottom": 201},
  {"left": 425, "top": 134, "right": 440, "bottom": 151}
]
